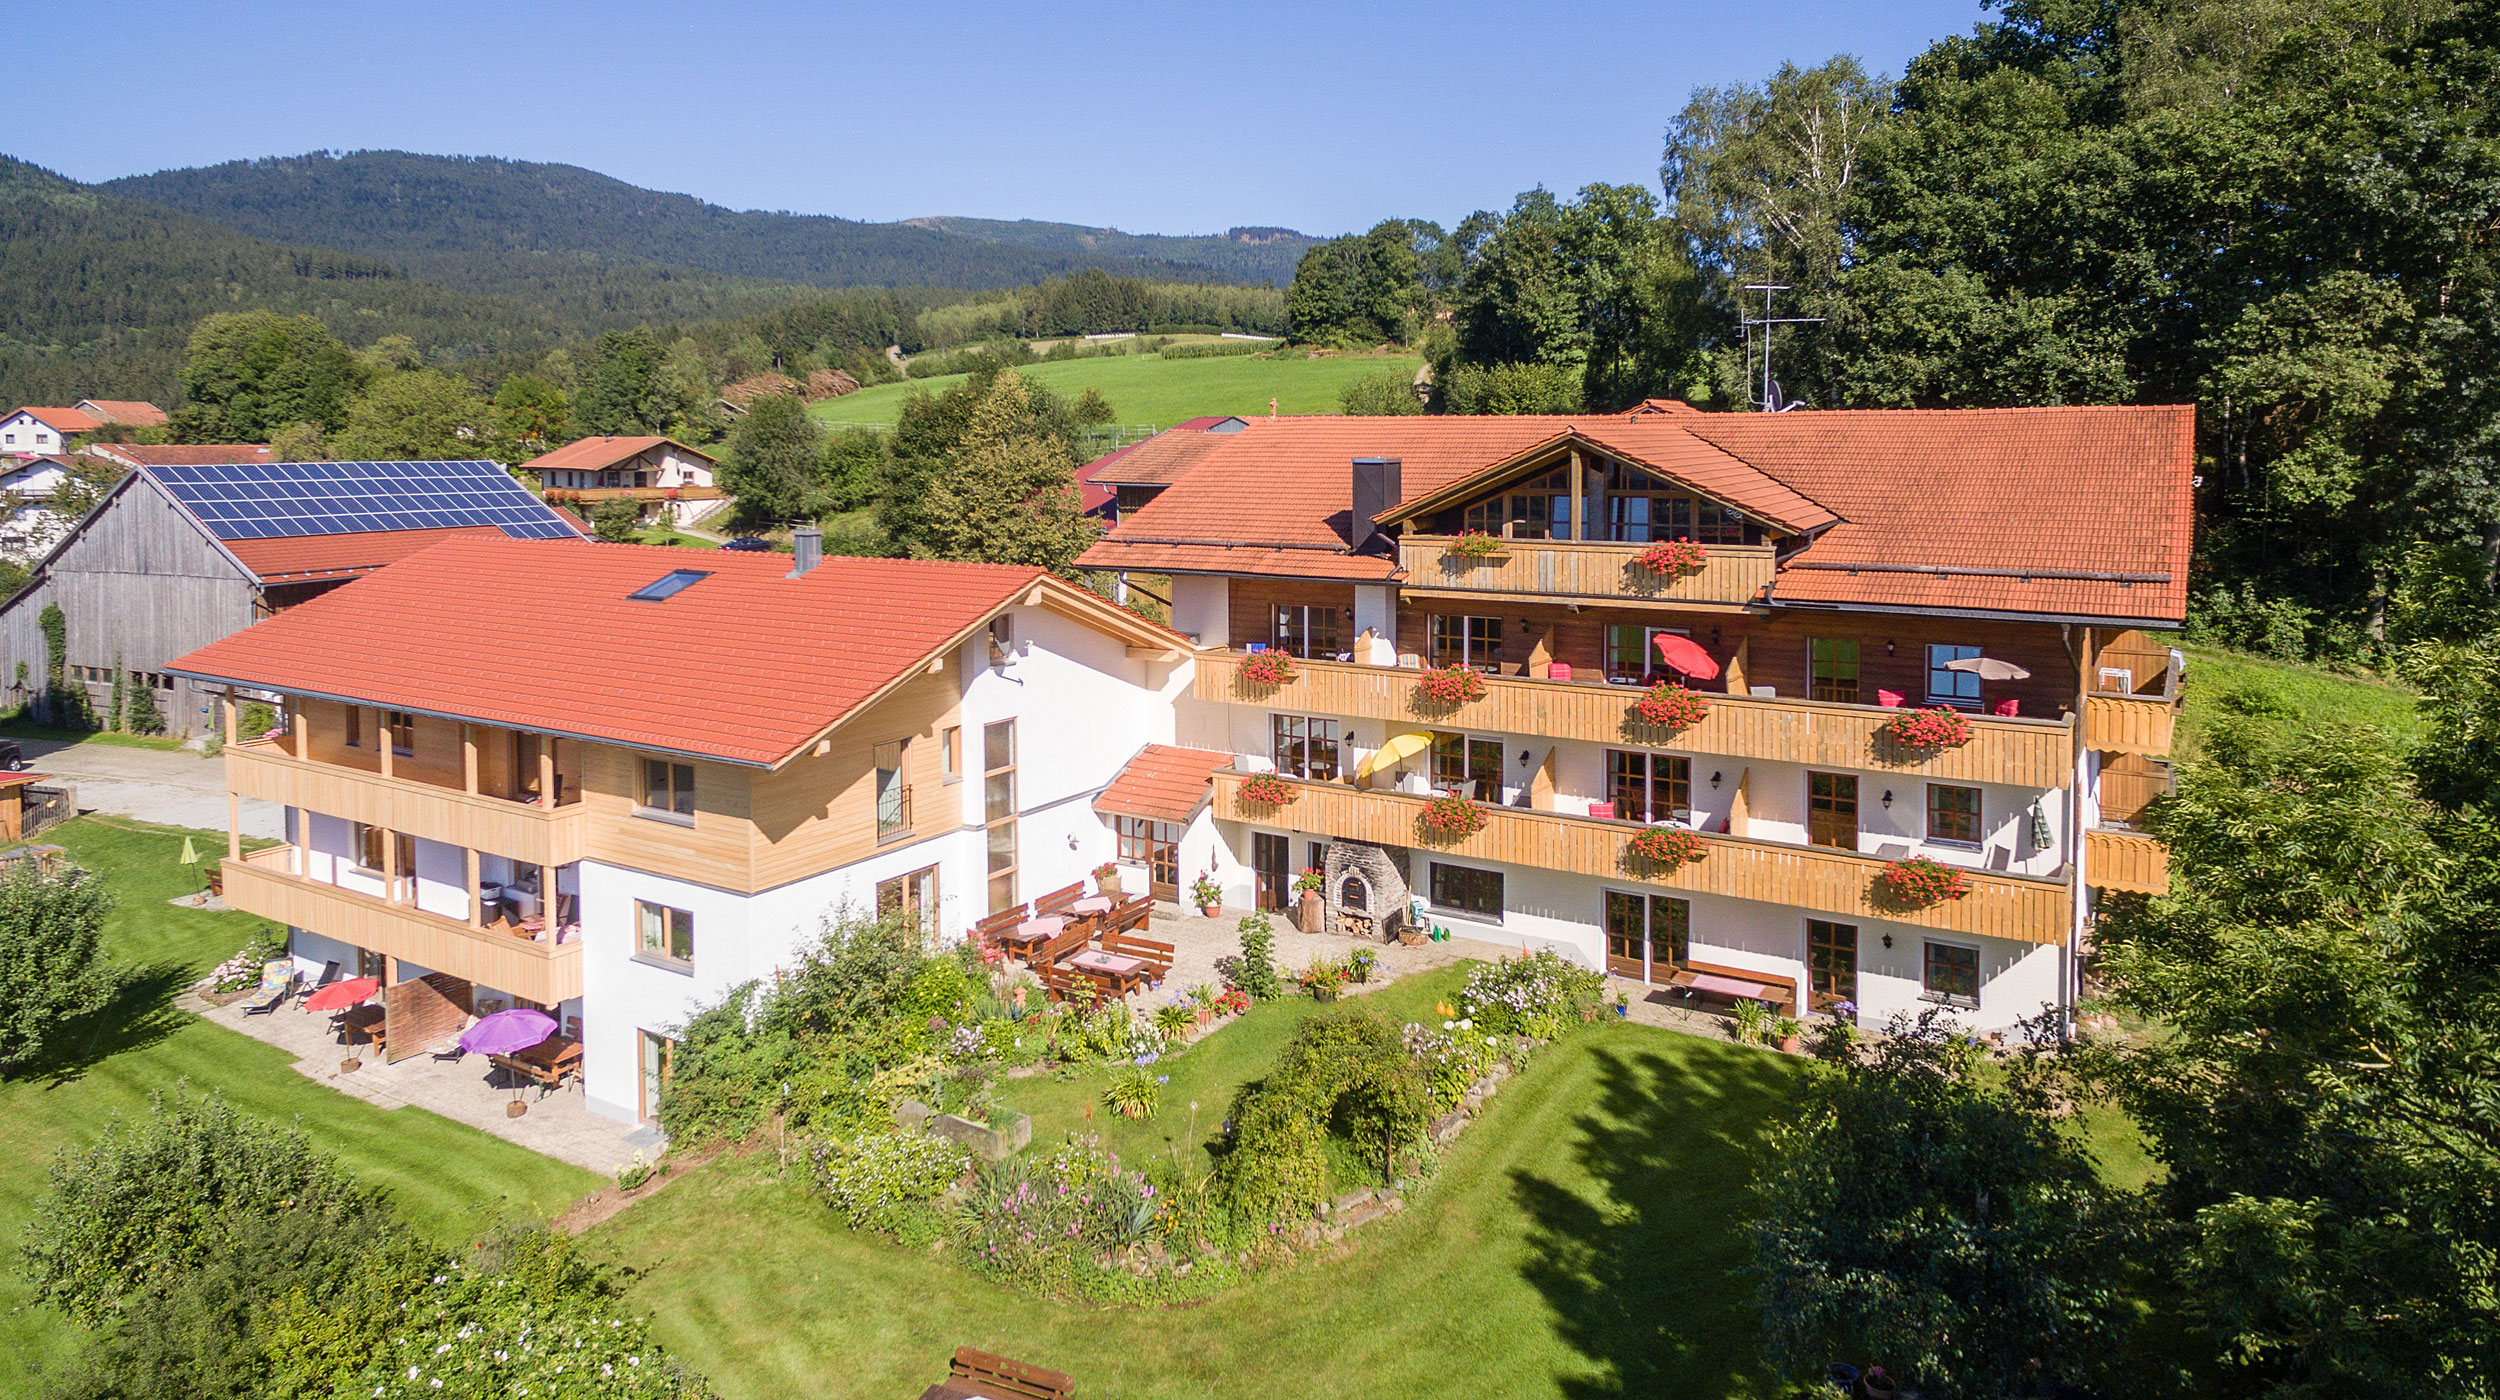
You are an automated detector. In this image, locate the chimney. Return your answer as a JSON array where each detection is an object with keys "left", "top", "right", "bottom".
[
  {"left": 787, "top": 526, "right": 823, "bottom": 578},
  {"left": 1349, "top": 457, "right": 1401, "bottom": 554}
]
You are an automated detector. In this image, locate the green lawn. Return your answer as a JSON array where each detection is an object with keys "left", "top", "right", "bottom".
[
  {"left": 590, "top": 1004, "right": 1806, "bottom": 1400},
  {"left": 2176, "top": 645, "right": 2423, "bottom": 756},
  {"left": 0, "top": 720, "right": 185, "bottom": 752},
  {"left": 0, "top": 818, "right": 597, "bottom": 1391},
  {"left": 810, "top": 352, "right": 1422, "bottom": 428}
]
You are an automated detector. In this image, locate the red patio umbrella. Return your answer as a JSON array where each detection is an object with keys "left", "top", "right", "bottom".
[
  {"left": 1651, "top": 633, "right": 1721, "bottom": 680},
  {"left": 303, "top": 977, "right": 379, "bottom": 1012}
]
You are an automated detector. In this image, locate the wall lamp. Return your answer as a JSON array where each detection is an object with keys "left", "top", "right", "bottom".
[
  {"left": 1882, "top": 934, "right": 1895, "bottom": 949},
  {"left": 1881, "top": 790, "right": 1894, "bottom": 809},
  {"left": 1886, "top": 639, "right": 1896, "bottom": 657},
  {"left": 1709, "top": 771, "right": 1723, "bottom": 789}
]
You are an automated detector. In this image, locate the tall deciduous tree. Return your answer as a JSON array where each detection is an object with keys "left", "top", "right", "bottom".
[
  {"left": 175, "top": 312, "right": 368, "bottom": 441},
  {"left": 719, "top": 394, "right": 825, "bottom": 527},
  {"left": 907, "top": 369, "right": 1094, "bottom": 573},
  {"left": 0, "top": 862, "right": 117, "bottom": 1074},
  {"left": 328, "top": 370, "right": 495, "bottom": 461}
]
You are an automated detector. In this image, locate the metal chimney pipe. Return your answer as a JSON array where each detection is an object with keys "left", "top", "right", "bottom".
[{"left": 788, "top": 526, "right": 823, "bottom": 578}]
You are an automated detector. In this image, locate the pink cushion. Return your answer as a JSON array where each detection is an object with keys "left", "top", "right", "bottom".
[
  {"left": 1548, "top": 662, "right": 1571, "bottom": 681},
  {"left": 1877, "top": 689, "right": 1905, "bottom": 707},
  {"left": 1587, "top": 801, "right": 1615, "bottom": 819},
  {"left": 1992, "top": 698, "right": 2019, "bottom": 716}
]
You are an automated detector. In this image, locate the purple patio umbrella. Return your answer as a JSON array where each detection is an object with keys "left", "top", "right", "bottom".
[{"left": 459, "top": 1008, "right": 558, "bottom": 1057}]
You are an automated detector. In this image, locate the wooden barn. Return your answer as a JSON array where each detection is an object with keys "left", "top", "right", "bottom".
[{"left": 0, "top": 460, "right": 583, "bottom": 739}]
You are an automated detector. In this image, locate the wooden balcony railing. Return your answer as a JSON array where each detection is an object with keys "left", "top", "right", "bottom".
[
  {"left": 1197, "top": 652, "right": 2074, "bottom": 788},
  {"left": 1396, "top": 535, "right": 1775, "bottom": 608},
  {"left": 225, "top": 740, "right": 588, "bottom": 866},
  {"left": 2083, "top": 695, "right": 2177, "bottom": 756},
  {"left": 545, "top": 485, "right": 723, "bottom": 504},
  {"left": 2084, "top": 827, "right": 2169, "bottom": 896},
  {"left": 1213, "top": 771, "right": 2072, "bottom": 945},
  {"left": 222, "top": 846, "right": 584, "bottom": 1004}
]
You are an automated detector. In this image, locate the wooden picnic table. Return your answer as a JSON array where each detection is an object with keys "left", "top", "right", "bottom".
[
  {"left": 993, "top": 915, "right": 1064, "bottom": 966},
  {"left": 492, "top": 1035, "right": 583, "bottom": 1096},
  {"left": 335, "top": 1003, "right": 386, "bottom": 1051},
  {"left": 1065, "top": 947, "right": 1150, "bottom": 998}
]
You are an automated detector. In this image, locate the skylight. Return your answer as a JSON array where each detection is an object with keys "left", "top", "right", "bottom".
[{"left": 629, "top": 569, "right": 712, "bottom": 602}]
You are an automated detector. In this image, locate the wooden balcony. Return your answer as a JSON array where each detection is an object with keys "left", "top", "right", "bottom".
[
  {"left": 545, "top": 485, "right": 723, "bottom": 504},
  {"left": 2084, "top": 827, "right": 2169, "bottom": 896},
  {"left": 2083, "top": 695, "right": 2176, "bottom": 756},
  {"left": 1396, "top": 535, "right": 1774, "bottom": 609},
  {"left": 222, "top": 846, "right": 584, "bottom": 1003},
  {"left": 1214, "top": 771, "right": 2072, "bottom": 945},
  {"left": 225, "top": 740, "right": 587, "bottom": 866},
  {"left": 1197, "top": 652, "right": 2074, "bottom": 788}
]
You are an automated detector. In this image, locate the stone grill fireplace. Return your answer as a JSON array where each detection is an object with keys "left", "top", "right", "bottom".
[{"left": 1324, "top": 840, "right": 1411, "bottom": 941}]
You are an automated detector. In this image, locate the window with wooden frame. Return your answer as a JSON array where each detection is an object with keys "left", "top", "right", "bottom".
[
  {"left": 1926, "top": 784, "right": 1982, "bottom": 845},
  {"left": 1604, "top": 624, "right": 1690, "bottom": 683},
  {"left": 1694, "top": 501, "right": 1750, "bottom": 544},
  {"left": 1809, "top": 638, "right": 1860, "bottom": 704},
  {"left": 1270, "top": 604, "right": 1343, "bottom": 659},
  {"left": 940, "top": 726, "right": 961, "bottom": 783},
  {"left": 637, "top": 900, "right": 694, "bottom": 968},
  {"left": 1428, "top": 614, "right": 1502, "bottom": 671},
  {"left": 1431, "top": 730, "right": 1504, "bottom": 803},
  {"left": 1927, "top": 644, "right": 1983, "bottom": 704},
  {"left": 1607, "top": 750, "right": 1692, "bottom": 825},
  {"left": 1429, "top": 862, "right": 1503, "bottom": 921},
  {"left": 1115, "top": 816, "right": 1183, "bottom": 892},
  {"left": 1270, "top": 714, "right": 1340, "bottom": 781},
  {"left": 1459, "top": 468, "right": 1571, "bottom": 540},
  {"left": 1807, "top": 771, "right": 1859, "bottom": 849},
  {"left": 1923, "top": 940, "right": 1980, "bottom": 1007},
  {"left": 1807, "top": 920, "right": 1858, "bottom": 1008},
  {"left": 876, "top": 864, "right": 939, "bottom": 935},
  {"left": 384, "top": 709, "right": 415, "bottom": 754},
  {"left": 353, "top": 821, "right": 386, "bottom": 873},
  {"left": 639, "top": 759, "right": 695, "bottom": 819},
  {"left": 873, "top": 738, "right": 913, "bottom": 841},
  {"left": 983, "top": 719, "right": 1017, "bottom": 913}
]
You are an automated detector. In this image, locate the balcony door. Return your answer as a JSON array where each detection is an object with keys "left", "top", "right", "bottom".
[
  {"left": 1252, "top": 832, "right": 1291, "bottom": 913},
  {"left": 1807, "top": 772, "right": 1858, "bottom": 849},
  {"left": 1807, "top": 919, "right": 1858, "bottom": 1011},
  {"left": 1603, "top": 891, "right": 1690, "bottom": 983}
]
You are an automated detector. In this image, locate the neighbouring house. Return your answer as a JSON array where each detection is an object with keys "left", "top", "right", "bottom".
[
  {"left": 1082, "top": 415, "right": 1247, "bottom": 523},
  {"left": 170, "top": 530, "right": 1191, "bottom": 1126},
  {"left": 0, "top": 406, "right": 102, "bottom": 457},
  {"left": 1077, "top": 402, "right": 2193, "bottom": 1036},
  {"left": 0, "top": 455, "right": 76, "bottom": 559},
  {"left": 0, "top": 459, "right": 583, "bottom": 737},
  {"left": 82, "top": 442, "right": 273, "bottom": 469},
  {"left": 523, "top": 436, "right": 722, "bottom": 530},
  {"left": 73, "top": 399, "right": 168, "bottom": 427}
]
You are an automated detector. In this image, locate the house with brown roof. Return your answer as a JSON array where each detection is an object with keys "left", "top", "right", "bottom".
[
  {"left": 1078, "top": 404, "right": 2191, "bottom": 1035},
  {"left": 168, "top": 532, "right": 1191, "bottom": 1126},
  {"left": 520, "top": 436, "right": 722, "bottom": 530},
  {"left": 83, "top": 442, "right": 273, "bottom": 469},
  {"left": 73, "top": 399, "right": 168, "bottom": 427}
]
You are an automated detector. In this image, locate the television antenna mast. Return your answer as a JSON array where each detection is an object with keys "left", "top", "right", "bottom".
[{"left": 1741, "top": 284, "right": 1825, "bottom": 412}]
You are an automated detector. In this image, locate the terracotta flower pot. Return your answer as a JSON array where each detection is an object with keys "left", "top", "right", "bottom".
[
  {"left": 1779, "top": 1034, "right": 1802, "bottom": 1053},
  {"left": 506, "top": 1100, "right": 528, "bottom": 1119},
  {"left": 1199, "top": 903, "right": 1222, "bottom": 918}
]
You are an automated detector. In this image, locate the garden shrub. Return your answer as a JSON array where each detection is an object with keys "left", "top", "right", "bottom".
[
  {"left": 958, "top": 1135, "right": 1241, "bottom": 1304},
  {"left": 1215, "top": 1010, "right": 1431, "bottom": 1224},
  {"left": 812, "top": 1129, "right": 972, "bottom": 1235},
  {"left": 1456, "top": 950, "right": 1602, "bottom": 1040},
  {"left": 1403, "top": 1019, "right": 1506, "bottom": 1111},
  {"left": 0, "top": 857, "right": 117, "bottom": 1075},
  {"left": 1231, "top": 912, "right": 1283, "bottom": 1001}
]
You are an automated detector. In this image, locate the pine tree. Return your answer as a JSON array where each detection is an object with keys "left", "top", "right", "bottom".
[{"left": 106, "top": 662, "right": 124, "bottom": 733}]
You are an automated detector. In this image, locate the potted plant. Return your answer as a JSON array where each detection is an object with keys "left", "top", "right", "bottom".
[
  {"left": 1875, "top": 855, "right": 1972, "bottom": 909},
  {"left": 1614, "top": 989, "right": 1631, "bottom": 1019},
  {"left": 1415, "top": 663, "right": 1488, "bottom": 708},
  {"left": 1294, "top": 866, "right": 1325, "bottom": 933},
  {"left": 1298, "top": 958, "right": 1348, "bottom": 1003},
  {"left": 1420, "top": 794, "right": 1488, "bottom": 841},
  {"left": 1626, "top": 825, "right": 1708, "bottom": 871},
  {"left": 1881, "top": 705, "right": 1974, "bottom": 752},
  {"left": 1238, "top": 772, "right": 1296, "bottom": 807},
  {"left": 1630, "top": 538, "right": 1709, "bottom": 575},
  {"left": 1348, "top": 947, "right": 1378, "bottom": 984},
  {"left": 1631, "top": 681, "right": 1710, "bottom": 731},
  {"left": 1189, "top": 870, "right": 1224, "bottom": 918},
  {"left": 1774, "top": 1016, "right": 1802, "bottom": 1053},
  {"left": 1092, "top": 860, "right": 1121, "bottom": 898},
  {"left": 1446, "top": 528, "right": 1505, "bottom": 559},
  {"left": 1187, "top": 983, "right": 1217, "bottom": 1026},
  {"left": 1237, "top": 649, "right": 1298, "bottom": 688}
]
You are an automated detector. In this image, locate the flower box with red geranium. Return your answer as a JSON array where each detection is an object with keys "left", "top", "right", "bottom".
[
  {"left": 1447, "top": 530, "right": 1505, "bottom": 559},
  {"left": 1875, "top": 855, "right": 1971, "bottom": 908},
  {"left": 1631, "top": 682, "right": 1710, "bottom": 731},
  {"left": 1415, "top": 664, "right": 1487, "bottom": 708},
  {"left": 1630, "top": 539, "right": 1709, "bottom": 575},
  {"left": 1420, "top": 795, "right": 1487, "bottom": 841},
  {"left": 1882, "top": 706, "right": 1974, "bottom": 752},
  {"left": 1626, "top": 825, "right": 1707, "bottom": 871},
  {"left": 1238, "top": 773, "right": 1296, "bottom": 807},
  {"left": 1237, "top": 650, "right": 1298, "bottom": 688}
]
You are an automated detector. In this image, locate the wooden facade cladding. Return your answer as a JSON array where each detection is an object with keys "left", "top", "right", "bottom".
[
  {"left": 1397, "top": 535, "right": 1774, "bottom": 608},
  {"left": 1197, "top": 652, "right": 2075, "bottom": 788},
  {"left": 223, "top": 846, "right": 584, "bottom": 1003},
  {"left": 227, "top": 740, "right": 587, "bottom": 866},
  {"left": 2085, "top": 827, "right": 2170, "bottom": 896},
  {"left": 1213, "top": 771, "right": 2072, "bottom": 945},
  {"left": 2083, "top": 695, "right": 2177, "bottom": 757}
]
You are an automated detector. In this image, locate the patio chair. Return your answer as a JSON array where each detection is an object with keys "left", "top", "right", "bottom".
[
  {"left": 1876, "top": 689, "right": 1905, "bottom": 707},
  {"left": 240, "top": 959, "right": 297, "bottom": 1015}
]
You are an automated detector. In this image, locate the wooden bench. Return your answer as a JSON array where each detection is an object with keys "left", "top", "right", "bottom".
[
  {"left": 920, "top": 1346, "right": 1074, "bottom": 1400},
  {"left": 970, "top": 905, "right": 1032, "bottom": 961},
  {"left": 1094, "top": 929, "right": 1173, "bottom": 986},
  {"left": 1036, "top": 962, "right": 1108, "bottom": 1011},
  {"left": 1099, "top": 894, "right": 1154, "bottom": 937},
  {"left": 1031, "top": 881, "right": 1086, "bottom": 919},
  {"left": 1665, "top": 960, "right": 1799, "bottom": 1016},
  {"left": 1029, "top": 918, "right": 1091, "bottom": 970}
]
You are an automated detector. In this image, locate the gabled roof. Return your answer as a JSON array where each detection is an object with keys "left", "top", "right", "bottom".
[
  {"left": 520, "top": 435, "right": 717, "bottom": 475},
  {"left": 167, "top": 537, "right": 1187, "bottom": 768},
  {"left": 87, "top": 443, "right": 272, "bottom": 467},
  {"left": 1372, "top": 423, "right": 1839, "bottom": 535},
  {"left": 1094, "top": 744, "right": 1232, "bottom": 824},
  {"left": 7, "top": 407, "right": 101, "bottom": 434},
  {"left": 1084, "top": 423, "right": 1239, "bottom": 487},
  {"left": 75, "top": 400, "right": 167, "bottom": 426},
  {"left": 224, "top": 526, "right": 518, "bottom": 586}
]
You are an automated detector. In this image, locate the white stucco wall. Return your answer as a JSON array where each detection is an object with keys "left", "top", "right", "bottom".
[{"left": 1168, "top": 575, "right": 1229, "bottom": 648}]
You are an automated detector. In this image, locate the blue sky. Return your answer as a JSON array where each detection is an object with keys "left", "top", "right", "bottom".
[{"left": 12, "top": 1, "right": 1984, "bottom": 237}]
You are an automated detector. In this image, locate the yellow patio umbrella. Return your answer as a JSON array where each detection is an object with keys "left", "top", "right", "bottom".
[
  {"left": 178, "top": 836, "right": 199, "bottom": 865},
  {"left": 1354, "top": 731, "right": 1433, "bottom": 782}
]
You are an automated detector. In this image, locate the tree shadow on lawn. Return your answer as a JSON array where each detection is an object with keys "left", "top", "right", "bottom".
[
  {"left": 13, "top": 959, "right": 196, "bottom": 1088},
  {"left": 1512, "top": 1041, "right": 1800, "bottom": 1399}
]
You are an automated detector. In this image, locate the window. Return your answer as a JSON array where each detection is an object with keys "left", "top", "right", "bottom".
[
  {"left": 354, "top": 822, "right": 387, "bottom": 872},
  {"left": 1605, "top": 891, "right": 1690, "bottom": 980},
  {"left": 1430, "top": 862, "right": 1504, "bottom": 920},
  {"left": 638, "top": 901, "right": 694, "bottom": 967},
  {"left": 1926, "top": 784, "right": 1982, "bottom": 845},
  {"left": 1429, "top": 614, "right": 1502, "bottom": 671},
  {"left": 628, "top": 569, "right": 711, "bottom": 602},
  {"left": 345, "top": 705, "right": 362, "bottom": 749},
  {"left": 1695, "top": 501, "right": 1750, "bottom": 544},
  {"left": 1807, "top": 920, "right": 1858, "bottom": 1009},
  {"left": 1271, "top": 604, "right": 1343, "bottom": 660},
  {"left": 1807, "top": 771, "right": 1859, "bottom": 849},
  {"left": 1927, "top": 644, "right": 1982, "bottom": 704},
  {"left": 638, "top": 1031, "right": 672, "bottom": 1125},
  {"left": 1810, "top": 638, "right": 1860, "bottom": 704},
  {"left": 1607, "top": 750, "right": 1692, "bottom": 824},
  {"left": 639, "top": 759, "right": 695, "bottom": 818},
  {"left": 384, "top": 709, "right": 414, "bottom": 754},
  {"left": 1431, "top": 730, "right": 1504, "bottom": 802},
  {"left": 1253, "top": 831, "right": 1292, "bottom": 912},
  {"left": 1271, "top": 714, "right": 1340, "bottom": 781},
  {"left": 876, "top": 865, "right": 940, "bottom": 935},
  {"left": 1923, "top": 941, "right": 1980, "bottom": 1007},
  {"left": 983, "top": 720, "right": 1017, "bottom": 912},
  {"left": 1605, "top": 625, "right": 1691, "bottom": 683},
  {"left": 874, "top": 738, "right": 912, "bottom": 840},
  {"left": 940, "top": 726, "right": 961, "bottom": 782},
  {"left": 1459, "top": 468, "right": 1571, "bottom": 540},
  {"left": 1116, "top": 816, "right": 1183, "bottom": 894},
  {"left": 988, "top": 613, "right": 1015, "bottom": 661}
]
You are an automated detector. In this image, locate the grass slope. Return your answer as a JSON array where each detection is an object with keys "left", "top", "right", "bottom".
[
  {"left": 2176, "top": 645, "right": 2423, "bottom": 756},
  {"left": 810, "top": 352, "right": 1421, "bottom": 428},
  {"left": 0, "top": 816, "right": 595, "bottom": 1391},
  {"left": 591, "top": 1003, "right": 1804, "bottom": 1400}
]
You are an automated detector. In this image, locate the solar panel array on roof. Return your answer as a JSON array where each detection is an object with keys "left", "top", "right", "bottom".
[{"left": 145, "top": 460, "right": 579, "bottom": 542}]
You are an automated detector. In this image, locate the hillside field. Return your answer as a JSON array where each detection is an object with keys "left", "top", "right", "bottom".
[{"left": 808, "top": 351, "right": 1423, "bottom": 429}]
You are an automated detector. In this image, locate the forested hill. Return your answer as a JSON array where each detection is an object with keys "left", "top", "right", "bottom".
[{"left": 102, "top": 151, "right": 1309, "bottom": 292}]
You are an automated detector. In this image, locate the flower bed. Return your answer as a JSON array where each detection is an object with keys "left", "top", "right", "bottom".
[
  {"left": 1415, "top": 664, "right": 1487, "bottom": 707},
  {"left": 1237, "top": 650, "right": 1297, "bottom": 687},
  {"left": 1882, "top": 706, "right": 1974, "bottom": 751},
  {"left": 1626, "top": 825, "right": 1707, "bottom": 871},
  {"left": 1630, "top": 539, "right": 1709, "bottom": 575},
  {"left": 1631, "top": 682, "right": 1710, "bottom": 730},
  {"left": 1446, "top": 529, "right": 1504, "bottom": 558},
  {"left": 1875, "top": 855, "right": 1973, "bottom": 908},
  {"left": 1420, "top": 795, "right": 1487, "bottom": 840},
  {"left": 1457, "top": 950, "right": 1604, "bottom": 1040},
  {"left": 1237, "top": 773, "right": 1296, "bottom": 807}
]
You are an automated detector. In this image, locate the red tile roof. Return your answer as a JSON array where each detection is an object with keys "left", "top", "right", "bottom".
[
  {"left": 90, "top": 443, "right": 272, "bottom": 467},
  {"left": 224, "top": 526, "right": 520, "bottom": 585},
  {"left": 76, "top": 400, "right": 168, "bottom": 426},
  {"left": 11, "top": 407, "right": 101, "bottom": 435},
  {"left": 520, "top": 436, "right": 716, "bottom": 475},
  {"left": 1093, "top": 744, "right": 1232, "bottom": 823},
  {"left": 1085, "top": 426, "right": 1234, "bottom": 487},
  {"left": 168, "top": 537, "right": 1179, "bottom": 767}
]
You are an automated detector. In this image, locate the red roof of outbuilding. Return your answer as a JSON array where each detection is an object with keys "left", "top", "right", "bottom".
[
  {"left": 77, "top": 400, "right": 168, "bottom": 426},
  {"left": 91, "top": 443, "right": 273, "bottom": 467},
  {"left": 520, "top": 436, "right": 716, "bottom": 475},
  {"left": 10, "top": 407, "right": 101, "bottom": 434},
  {"left": 1093, "top": 744, "right": 1232, "bottom": 824},
  {"left": 225, "top": 526, "right": 517, "bottom": 585},
  {"left": 168, "top": 536, "right": 1180, "bottom": 767}
]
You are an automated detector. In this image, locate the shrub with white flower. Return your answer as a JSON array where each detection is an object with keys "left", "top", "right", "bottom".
[
  {"left": 811, "top": 1128, "right": 972, "bottom": 1229},
  {"left": 1401, "top": 1021, "right": 1505, "bottom": 1110},
  {"left": 1458, "top": 951, "right": 1604, "bottom": 1040}
]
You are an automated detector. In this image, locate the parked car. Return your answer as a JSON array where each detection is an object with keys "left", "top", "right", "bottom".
[
  {"left": 0, "top": 742, "right": 22, "bottom": 771},
  {"left": 722, "top": 536, "right": 774, "bottom": 552}
]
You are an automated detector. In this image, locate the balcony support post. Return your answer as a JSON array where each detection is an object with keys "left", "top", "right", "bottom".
[
  {"left": 378, "top": 722, "right": 392, "bottom": 781},
  {"left": 1566, "top": 450, "right": 1584, "bottom": 542},
  {"left": 462, "top": 725, "right": 478, "bottom": 795},
  {"left": 466, "top": 846, "right": 483, "bottom": 930},
  {"left": 292, "top": 708, "right": 308, "bottom": 761},
  {"left": 538, "top": 741, "right": 555, "bottom": 810},
  {"left": 291, "top": 804, "right": 308, "bottom": 877},
  {"left": 223, "top": 687, "right": 241, "bottom": 861}
]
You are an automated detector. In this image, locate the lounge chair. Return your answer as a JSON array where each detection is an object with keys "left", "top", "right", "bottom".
[{"left": 240, "top": 959, "right": 297, "bottom": 1015}]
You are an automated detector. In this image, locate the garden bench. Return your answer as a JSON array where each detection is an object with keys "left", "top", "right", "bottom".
[
  {"left": 1665, "top": 960, "right": 1798, "bottom": 1016},
  {"left": 1093, "top": 929, "right": 1173, "bottom": 986},
  {"left": 1029, "top": 918, "right": 1091, "bottom": 970},
  {"left": 1036, "top": 963, "right": 1108, "bottom": 1011},
  {"left": 1099, "top": 894, "right": 1154, "bottom": 936},
  {"left": 1031, "top": 881, "right": 1087, "bottom": 919},
  {"left": 920, "top": 1346, "right": 1074, "bottom": 1400},
  {"left": 971, "top": 905, "right": 1034, "bottom": 962}
]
